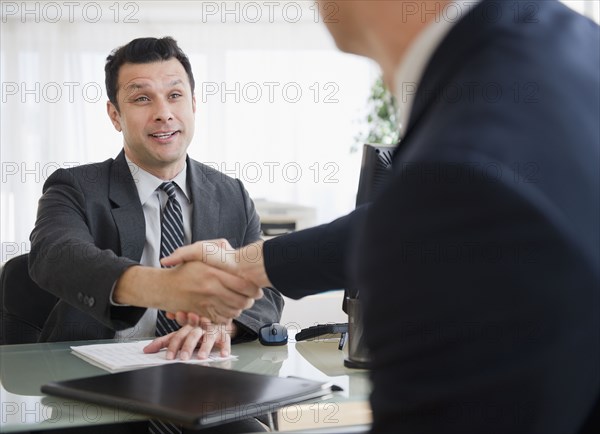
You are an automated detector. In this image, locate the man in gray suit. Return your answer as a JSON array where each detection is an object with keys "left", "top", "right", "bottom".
[{"left": 29, "top": 37, "right": 283, "bottom": 359}]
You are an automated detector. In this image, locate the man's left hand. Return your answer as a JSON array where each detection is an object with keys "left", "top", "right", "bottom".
[{"left": 143, "top": 321, "right": 236, "bottom": 360}]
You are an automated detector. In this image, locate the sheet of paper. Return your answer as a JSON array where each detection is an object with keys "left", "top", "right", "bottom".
[{"left": 71, "top": 340, "right": 237, "bottom": 373}]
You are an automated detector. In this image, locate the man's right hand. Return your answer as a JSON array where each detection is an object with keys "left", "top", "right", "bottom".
[
  {"left": 160, "top": 239, "right": 272, "bottom": 327},
  {"left": 113, "top": 260, "right": 260, "bottom": 324},
  {"left": 162, "top": 239, "right": 272, "bottom": 288}
]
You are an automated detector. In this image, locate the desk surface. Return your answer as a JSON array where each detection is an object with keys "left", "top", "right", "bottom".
[{"left": 0, "top": 338, "right": 371, "bottom": 433}]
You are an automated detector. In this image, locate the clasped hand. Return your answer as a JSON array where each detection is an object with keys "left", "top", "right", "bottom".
[
  {"left": 164, "top": 239, "right": 271, "bottom": 321},
  {"left": 146, "top": 239, "right": 271, "bottom": 360},
  {"left": 161, "top": 239, "right": 268, "bottom": 323}
]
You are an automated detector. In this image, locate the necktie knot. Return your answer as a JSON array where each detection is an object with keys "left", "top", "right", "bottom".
[{"left": 159, "top": 181, "right": 177, "bottom": 201}]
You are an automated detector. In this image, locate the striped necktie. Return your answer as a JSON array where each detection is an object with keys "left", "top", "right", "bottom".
[
  {"left": 150, "top": 181, "right": 184, "bottom": 434},
  {"left": 155, "top": 181, "right": 184, "bottom": 336}
]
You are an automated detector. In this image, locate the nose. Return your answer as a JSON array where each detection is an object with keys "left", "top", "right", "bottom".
[{"left": 153, "top": 98, "right": 173, "bottom": 122}]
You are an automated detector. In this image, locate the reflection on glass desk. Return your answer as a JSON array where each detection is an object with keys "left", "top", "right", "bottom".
[{"left": 0, "top": 338, "right": 371, "bottom": 433}]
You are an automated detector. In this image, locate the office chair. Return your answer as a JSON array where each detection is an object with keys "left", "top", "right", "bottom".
[{"left": 0, "top": 253, "right": 58, "bottom": 344}]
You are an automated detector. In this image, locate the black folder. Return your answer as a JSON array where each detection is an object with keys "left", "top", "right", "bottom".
[{"left": 41, "top": 363, "right": 340, "bottom": 429}]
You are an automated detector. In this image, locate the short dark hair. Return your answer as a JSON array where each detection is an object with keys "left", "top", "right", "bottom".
[{"left": 105, "top": 36, "right": 195, "bottom": 110}]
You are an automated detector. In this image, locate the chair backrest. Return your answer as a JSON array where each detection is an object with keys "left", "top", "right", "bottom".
[{"left": 0, "top": 253, "right": 58, "bottom": 344}]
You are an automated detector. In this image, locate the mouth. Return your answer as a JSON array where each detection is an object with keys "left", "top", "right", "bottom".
[{"left": 149, "top": 131, "right": 180, "bottom": 140}]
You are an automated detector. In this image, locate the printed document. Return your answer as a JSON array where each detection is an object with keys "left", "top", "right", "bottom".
[{"left": 71, "top": 340, "right": 236, "bottom": 373}]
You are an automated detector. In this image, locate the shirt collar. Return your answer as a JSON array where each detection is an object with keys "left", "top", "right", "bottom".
[
  {"left": 125, "top": 155, "right": 191, "bottom": 206},
  {"left": 394, "top": 0, "right": 481, "bottom": 137}
]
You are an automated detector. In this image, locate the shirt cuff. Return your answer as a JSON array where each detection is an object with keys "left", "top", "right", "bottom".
[{"left": 109, "top": 280, "right": 131, "bottom": 306}]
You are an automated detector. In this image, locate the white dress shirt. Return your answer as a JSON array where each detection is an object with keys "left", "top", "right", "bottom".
[
  {"left": 114, "top": 157, "right": 193, "bottom": 339},
  {"left": 394, "top": 1, "right": 481, "bottom": 137}
]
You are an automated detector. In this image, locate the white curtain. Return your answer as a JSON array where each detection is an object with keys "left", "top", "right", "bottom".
[{"left": 1, "top": 1, "right": 379, "bottom": 261}]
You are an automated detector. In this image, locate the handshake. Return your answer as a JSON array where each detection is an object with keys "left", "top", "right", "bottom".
[
  {"left": 163, "top": 239, "right": 271, "bottom": 326},
  {"left": 115, "top": 239, "right": 272, "bottom": 327}
]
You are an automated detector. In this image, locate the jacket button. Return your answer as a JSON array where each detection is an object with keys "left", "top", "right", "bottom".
[
  {"left": 77, "top": 292, "right": 84, "bottom": 302},
  {"left": 88, "top": 297, "right": 95, "bottom": 307}
]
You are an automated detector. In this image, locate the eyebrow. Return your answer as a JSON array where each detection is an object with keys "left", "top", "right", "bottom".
[{"left": 123, "top": 79, "right": 185, "bottom": 93}]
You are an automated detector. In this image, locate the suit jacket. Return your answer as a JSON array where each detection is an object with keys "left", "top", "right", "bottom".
[
  {"left": 264, "top": 1, "right": 599, "bottom": 433},
  {"left": 29, "top": 151, "right": 283, "bottom": 343}
]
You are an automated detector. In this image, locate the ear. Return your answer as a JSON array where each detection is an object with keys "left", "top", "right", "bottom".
[
  {"left": 107, "top": 101, "right": 122, "bottom": 132},
  {"left": 192, "top": 94, "right": 196, "bottom": 114}
]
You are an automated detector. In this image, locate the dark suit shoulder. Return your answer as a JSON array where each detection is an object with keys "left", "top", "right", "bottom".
[
  {"left": 400, "top": 0, "right": 599, "bottom": 273},
  {"left": 188, "top": 159, "right": 242, "bottom": 188},
  {"left": 43, "top": 158, "right": 115, "bottom": 191},
  {"left": 187, "top": 158, "right": 250, "bottom": 202}
]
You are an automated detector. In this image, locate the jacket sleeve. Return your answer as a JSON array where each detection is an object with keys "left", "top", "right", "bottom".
[
  {"left": 230, "top": 179, "right": 285, "bottom": 343},
  {"left": 28, "top": 168, "right": 145, "bottom": 331},
  {"left": 262, "top": 205, "right": 368, "bottom": 299}
]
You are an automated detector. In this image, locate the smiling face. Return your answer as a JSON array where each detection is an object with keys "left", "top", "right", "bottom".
[{"left": 107, "top": 58, "right": 196, "bottom": 179}]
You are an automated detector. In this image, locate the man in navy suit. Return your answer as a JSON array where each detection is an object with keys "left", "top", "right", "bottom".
[{"left": 162, "top": 1, "right": 599, "bottom": 432}]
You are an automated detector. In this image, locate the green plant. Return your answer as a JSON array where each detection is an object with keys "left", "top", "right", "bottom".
[{"left": 352, "top": 76, "right": 400, "bottom": 152}]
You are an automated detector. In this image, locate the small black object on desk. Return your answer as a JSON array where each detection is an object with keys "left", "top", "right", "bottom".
[
  {"left": 258, "top": 323, "right": 288, "bottom": 346},
  {"left": 295, "top": 323, "right": 348, "bottom": 350}
]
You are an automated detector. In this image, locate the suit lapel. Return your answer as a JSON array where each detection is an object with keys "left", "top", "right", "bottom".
[
  {"left": 109, "top": 151, "right": 146, "bottom": 261},
  {"left": 187, "top": 159, "right": 221, "bottom": 242}
]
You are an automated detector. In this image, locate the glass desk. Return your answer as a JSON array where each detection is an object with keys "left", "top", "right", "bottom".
[{"left": 0, "top": 338, "right": 372, "bottom": 432}]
